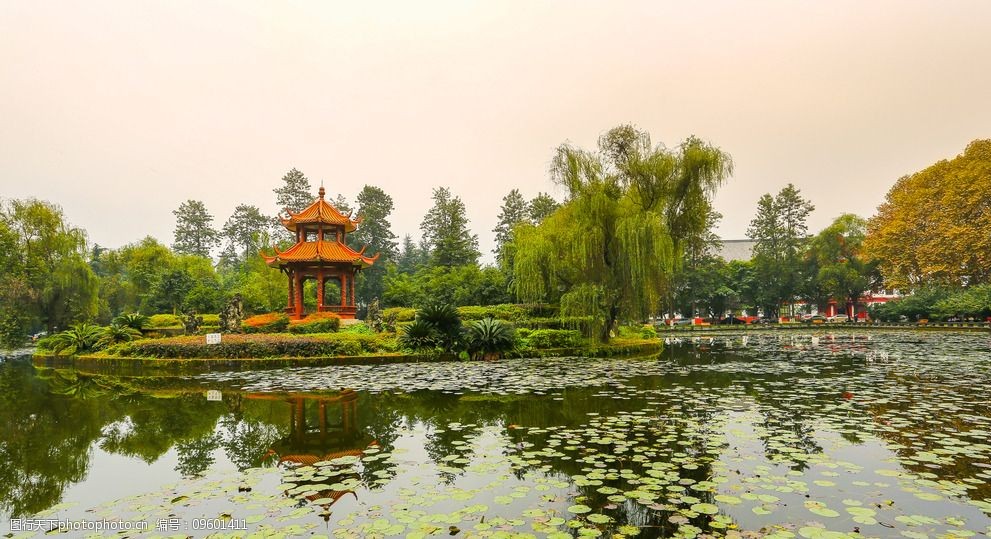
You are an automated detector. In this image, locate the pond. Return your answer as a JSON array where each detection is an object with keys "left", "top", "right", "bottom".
[{"left": 1, "top": 330, "right": 990, "bottom": 538}]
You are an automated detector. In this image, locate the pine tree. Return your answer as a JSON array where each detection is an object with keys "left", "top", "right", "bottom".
[
  {"left": 420, "top": 187, "right": 480, "bottom": 267},
  {"left": 492, "top": 189, "right": 529, "bottom": 257},
  {"left": 172, "top": 200, "right": 219, "bottom": 257},
  {"left": 528, "top": 192, "right": 560, "bottom": 224},
  {"left": 221, "top": 204, "right": 270, "bottom": 260},
  {"left": 273, "top": 168, "right": 313, "bottom": 213}
]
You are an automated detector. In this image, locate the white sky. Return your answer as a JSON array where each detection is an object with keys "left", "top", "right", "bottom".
[{"left": 2, "top": 1, "right": 989, "bottom": 263}]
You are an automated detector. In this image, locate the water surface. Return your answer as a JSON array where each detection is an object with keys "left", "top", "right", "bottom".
[{"left": 2, "top": 331, "right": 990, "bottom": 538}]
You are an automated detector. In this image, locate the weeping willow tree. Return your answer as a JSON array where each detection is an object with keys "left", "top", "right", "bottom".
[{"left": 513, "top": 126, "right": 732, "bottom": 341}]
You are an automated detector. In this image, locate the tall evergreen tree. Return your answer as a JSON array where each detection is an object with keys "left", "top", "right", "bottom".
[
  {"left": 349, "top": 185, "right": 399, "bottom": 305},
  {"left": 273, "top": 168, "right": 313, "bottom": 213},
  {"left": 528, "top": 192, "right": 560, "bottom": 224},
  {"left": 492, "top": 189, "right": 529, "bottom": 258},
  {"left": 221, "top": 204, "right": 270, "bottom": 261},
  {"left": 172, "top": 200, "right": 219, "bottom": 257},
  {"left": 420, "top": 187, "right": 480, "bottom": 267},
  {"left": 746, "top": 183, "right": 815, "bottom": 317},
  {"left": 330, "top": 193, "right": 352, "bottom": 215},
  {"left": 396, "top": 234, "right": 427, "bottom": 274}
]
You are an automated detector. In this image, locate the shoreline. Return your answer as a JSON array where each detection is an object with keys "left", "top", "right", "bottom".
[{"left": 31, "top": 341, "right": 663, "bottom": 375}]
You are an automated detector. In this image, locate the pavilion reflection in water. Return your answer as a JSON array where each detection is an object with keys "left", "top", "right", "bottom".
[{"left": 246, "top": 390, "right": 377, "bottom": 511}]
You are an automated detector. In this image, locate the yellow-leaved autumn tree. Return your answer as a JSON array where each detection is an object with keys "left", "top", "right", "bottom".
[{"left": 864, "top": 140, "right": 991, "bottom": 289}]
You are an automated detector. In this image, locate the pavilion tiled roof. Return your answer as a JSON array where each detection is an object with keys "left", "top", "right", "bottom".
[
  {"left": 262, "top": 240, "right": 379, "bottom": 268},
  {"left": 279, "top": 186, "right": 362, "bottom": 233}
]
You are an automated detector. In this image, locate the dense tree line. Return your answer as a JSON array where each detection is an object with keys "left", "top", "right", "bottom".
[{"left": 3, "top": 135, "right": 988, "bottom": 347}]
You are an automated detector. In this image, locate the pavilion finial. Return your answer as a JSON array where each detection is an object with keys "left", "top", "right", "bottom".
[{"left": 318, "top": 184, "right": 325, "bottom": 199}]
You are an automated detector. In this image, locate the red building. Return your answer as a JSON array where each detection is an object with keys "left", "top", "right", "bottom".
[{"left": 263, "top": 187, "right": 379, "bottom": 319}]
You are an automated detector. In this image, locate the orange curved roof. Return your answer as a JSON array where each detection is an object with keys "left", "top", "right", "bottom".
[
  {"left": 280, "top": 187, "right": 363, "bottom": 233},
  {"left": 262, "top": 240, "right": 379, "bottom": 268}
]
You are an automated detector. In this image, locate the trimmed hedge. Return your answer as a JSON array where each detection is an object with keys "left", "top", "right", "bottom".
[
  {"left": 524, "top": 329, "right": 583, "bottom": 349},
  {"left": 146, "top": 314, "right": 183, "bottom": 328},
  {"left": 383, "top": 307, "right": 416, "bottom": 322},
  {"left": 457, "top": 304, "right": 526, "bottom": 321},
  {"left": 288, "top": 312, "right": 341, "bottom": 334},
  {"left": 243, "top": 313, "right": 290, "bottom": 333},
  {"left": 110, "top": 333, "right": 397, "bottom": 359},
  {"left": 515, "top": 316, "right": 595, "bottom": 332}
]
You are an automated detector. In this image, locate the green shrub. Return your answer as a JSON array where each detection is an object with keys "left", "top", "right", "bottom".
[
  {"left": 47, "top": 323, "right": 103, "bottom": 355},
  {"left": 96, "top": 324, "right": 143, "bottom": 349},
  {"left": 526, "top": 329, "right": 583, "bottom": 349},
  {"left": 398, "top": 319, "right": 442, "bottom": 351},
  {"left": 341, "top": 322, "right": 375, "bottom": 335},
  {"left": 515, "top": 316, "right": 594, "bottom": 333},
  {"left": 199, "top": 314, "right": 220, "bottom": 326},
  {"left": 457, "top": 304, "right": 526, "bottom": 321},
  {"left": 113, "top": 313, "right": 149, "bottom": 330},
  {"left": 383, "top": 307, "right": 416, "bottom": 322},
  {"left": 465, "top": 318, "right": 516, "bottom": 358},
  {"left": 243, "top": 313, "right": 291, "bottom": 333},
  {"left": 416, "top": 302, "right": 463, "bottom": 350},
  {"left": 111, "top": 332, "right": 398, "bottom": 359},
  {"left": 288, "top": 319, "right": 339, "bottom": 334},
  {"left": 147, "top": 314, "right": 183, "bottom": 328}
]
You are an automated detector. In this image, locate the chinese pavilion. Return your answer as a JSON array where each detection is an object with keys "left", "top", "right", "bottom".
[{"left": 262, "top": 187, "right": 379, "bottom": 319}]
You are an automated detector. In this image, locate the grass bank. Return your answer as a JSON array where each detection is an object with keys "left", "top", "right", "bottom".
[{"left": 32, "top": 336, "right": 662, "bottom": 375}]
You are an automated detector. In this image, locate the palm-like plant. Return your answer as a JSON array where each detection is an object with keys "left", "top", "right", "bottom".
[
  {"left": 465, "top": 318, "right": 516, "bottom": 359},
  {"left": 113, "top": 312, "right": 149, "bottom": 330},
  {"left": 398, "top": 319, "right": 442, "bottom": 351},
  {"left": 416, "top": 302, "right": 463, "bottom": 350},
  {"left": 96, "top": 323, "right": 143, "bottom": 349},
  {"left": 47, "top": 323, "right": 103, "bottom": 355}
]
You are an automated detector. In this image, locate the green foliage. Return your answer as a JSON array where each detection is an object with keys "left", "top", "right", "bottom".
[
  {"left": 112, "top": 312, "right": 149, "bottom": 330},
  {"left": 382, "top": 264, "right": 511, "bottom": 307},
  {"left": 1, "top": 199, "right": 99, "bottom": 336},
  {"left": 112, "top": 333, "right": 397, "bottom": 359},
  {"left": 341, "top": 322, "right": 375, "bottom": 335},
  {"left": 420, "top": 187, "right": 480, "bottom": 267},
  {"left": 465, "top": 318, "right": 516, "bottom": 358},
  {"left": 493, "top": 189, "right": 530, "bottom": 268},
  {"left": 273, "top": 168, "right": 313, "bottom": 213},
  {"left": 382, "top": 307, "right": 417, "bottom": 322},
  {"left": 242, "top": 313, "right": 290, "bottom": 333},
  {"left": 456, "top": 304, "right": 526, "bottom": 321},
  {"left": 514, "top": 126, "right": 731, "bottom": 342},
  {"left": 96, "top": 324, "right": 143, "bottom": 349},
  {"left": 172, "top": 200, "right": 219, "bottom": 257},
  {"left": 416, "top": 302, "right": 463, "bottom": 349},
  {"left": 524, "top": 329, "right": 583, "bottom": 349},
  {"left": 147, "top": 314, "right": 183, "bottom": 328},
  {"left": 47, "top": 323, "right": 103, "bottom": 355},
  {"left": 871, "top": 286, "right": 991, "bottom": 321},
  {"left": 747, "top": 184, "right": 816, "bottom": 317},
  {"left": 288, "top": 316, "right": 341, "bottom": 334},
  {"left": 398, "top": 319, "right": 443, "bottom": 351},
  {"left": 349, "top": 185, "right": 399, "bottom": 306},
  {"left": 220, "top": 204, "right": 270, "bottom": 262},
  {"left": 932, "top": 284, "right": 991, "bottom": 319}
]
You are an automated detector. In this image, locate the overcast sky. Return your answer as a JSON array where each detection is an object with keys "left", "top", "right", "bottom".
[{"left": 2, "top": 1, "right": 989, "bottom": 263}]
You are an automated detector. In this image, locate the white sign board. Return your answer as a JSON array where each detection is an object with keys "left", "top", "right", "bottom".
[
  {"left": 205, "top": 333, "right": 222, "bottom": 345},
  {"left": 206, "top": 390, "right": 222, "bottom": 402}
]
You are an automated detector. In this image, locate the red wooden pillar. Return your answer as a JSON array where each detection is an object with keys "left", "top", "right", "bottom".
[
  {"left": 349, "top": 270, "right": 356, "bottom": 307},
  {"left": 293, "top": 272, "right": 304, "bottom": 318},
  {"left": 316, "top": 268, "right": 324, "bottom": 311},
  {"left": 340, "top": 273, "right": 347, "bottom": 307},
  {"left": 286, "top": 270, "right": 294, "bottom": 311}
]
